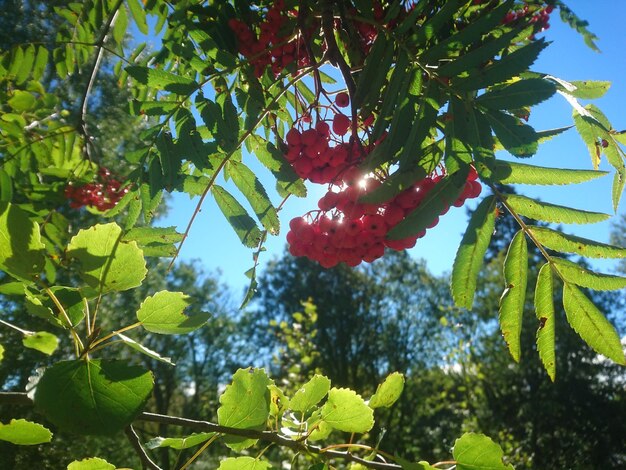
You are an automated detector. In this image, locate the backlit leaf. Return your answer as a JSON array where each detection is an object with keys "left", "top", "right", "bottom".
[
  {"left": 212, "top": 185, "right": 263, "bottom": 248},
  {"left": 369, "top": 372, "right": 405, "bottom": 409},
  {"left": 505, "top": 194, "right": 610, "bottom": 224},
  {"left": 66, "top": 457, "right": 115, "bottom": 470},
  {"left": 116, "top": 333, "right": 175, "bottom": 365},
  {"left": 290, "top": 374, "right": 331, "bottom": 413},
  {"left": 534, "top": 263, "right": 556, "bottom": 381},
  {"left": 320, "top": 388, "right": 374, "bottom": 433},
  {"left": 137, "top": 290, "right": 209, "bottom": 334},
  {"left": 553, "top": 258, "right": 626, "bottom": 291},
  {"left": 492, "top": 161, "right": 607, "bottom": 185},
  {"left": 563, "top": 283, "right": 625, "bottom": 365},
  {"left": 498, "top": 230, "right": 527, "bottom": 362},
  {"left": 34, "top": 359, "right": 153, "bottom": 436},
  {"left": 569, "top": 80, "right": 611, "bottom": 99},
  {"left": 217, "top": 457, "right": 271, "bottom": 470},
  {"left": 477, "top": 79, "right": 556, "bottom": 110},
  {"left": 485, "top": 110, "right": 538, "bottom": 157},
  {"left": 22, "top": 331, "right": 59, "bottom": 355},
  {"left": 0, "top": 419, "right": 52, "bottom": 445},
  {"left": 146, "top": 433, "right": 215, "bottom": 450},
  {"left": 126, "top": 66, "right": 198, "bottom": 95},
  {"left": 453, "top": 433, "right": 514, "bottom": 470},
  {"left": 529, "top": 226, "right": 626, "bottom": 259},
  {"left": 452, "top": 196, "right": 497, "bottom": 309}
]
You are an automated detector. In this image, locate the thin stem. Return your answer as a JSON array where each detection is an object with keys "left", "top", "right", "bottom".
[
  {"left": 432, "top": 461, "right": 457, "bottom": 468},
  {"left": 0, "top": 318, "right": 32, "bottom": 336},
  {"left": 124, "top": 425, "right": 163, "bottom": 470},
  {"left": 42, "top": 286, "right": 84, "bottom": 355},
  {"left": 167, "top": 66, "right": 316, "bottom": 271},
  {"left": 179, "top": 433, "right": 220, "bottom": 470},
  {"left": 86, "top": 321, "right": 142, "bottom": 352}
]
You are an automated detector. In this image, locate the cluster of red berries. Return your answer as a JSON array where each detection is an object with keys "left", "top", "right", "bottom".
[
  {"left": 286, "top": 167, "right": 482, "bottom": 268},
  {"left": 502, "top": 4, "right": 554, "bottom": 32},
  {"left": 228, "top": 0, "right": 309, "bottom": 78},
  {"left": 64, "top": 168, "right": 128, "bottom": 211}
]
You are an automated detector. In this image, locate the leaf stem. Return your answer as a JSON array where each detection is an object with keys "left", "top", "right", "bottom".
[
  {"left": 42, "top": 286, "right": 84, "bottom": 356},
  {"left": 0, "top": 318, "right": 32, "bottom": 336},
  {"left": 85, "top": 321, "right": 142, "bottom": 353}
]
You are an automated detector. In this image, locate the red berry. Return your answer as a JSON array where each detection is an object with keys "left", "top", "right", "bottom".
[
  {"left": 332, "top": 113, "right": 351, "bottom": 136},
  {"left": 335, "top": 92, "right": 350, "bottom": 108}
]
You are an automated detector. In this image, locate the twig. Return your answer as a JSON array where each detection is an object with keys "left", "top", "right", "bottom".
[
  {"left": 0, "top": 392, "right": 33, "bottom": 406},
  {"left": 124, "top": 425, "right": 163, "bottom": 470}
]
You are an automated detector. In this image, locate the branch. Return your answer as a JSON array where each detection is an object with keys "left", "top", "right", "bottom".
[{"left": 0, "top": 392, "right": 33, "bottom": 406}]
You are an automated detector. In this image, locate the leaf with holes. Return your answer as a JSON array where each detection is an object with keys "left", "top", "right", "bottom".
[{"left": 534, "top": 264, "right": 556, "bottom": 381}]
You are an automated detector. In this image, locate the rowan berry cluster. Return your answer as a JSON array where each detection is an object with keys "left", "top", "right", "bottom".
[
  {"left": 64, "top": 167, "right": 128, "bottom": 211},
  {"left": 228, "top": 0, "right": 309, "bottom": 78},
  {"left": 502, "top": 4, "right": 554, "bottom": 31},
  {"left": 286, "top": 167, "right": 482, "bottom": 268}
]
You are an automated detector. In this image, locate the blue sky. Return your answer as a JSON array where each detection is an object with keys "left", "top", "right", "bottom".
[{"left": 159, "top": 2, "right": 626, "bottom": 296}]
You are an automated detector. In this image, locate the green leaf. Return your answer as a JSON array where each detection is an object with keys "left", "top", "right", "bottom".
[
  {"left": 8, "top": 90, "right": 37, "bottom": 112},
  {"left": 534, "top": 263, "right": 556, "bottom": 381},
  {"left": 32, "top": 46, "right": 49, "bottom": 82},
  {"left": 217, "top": 368, "right": 271, "bottom": 451},
  {"left": 451, "top": 196, "right": 497, "bottom": 309},
  {"left": 0, "top": 344, "right": 4, "bottom": 362},
  {"left": 0, "top": 419, "right": 52, "bottom": 445},
  {"left": 0, "top": 169, "right": 12, "bottom": 202},
  {"left": 67, "top": 222, "right": 147, "bottom": 293},
  {"left": 529, "top": 226, "right": 626, "bottom": 259},
  {"left": 126, "top": 66, "right": 199, "bottom": 95},
  {"left": 116, "top": 333, "right": 175, "bottom": 365},
  {"left": 123, "top": 226, "right": 183, "bottom": 258},
  {"left": 217, "top": 457, "right": 271, "bottom": 470},
  {"left": 0, "top": 203, "right": 46, "bottom": 282},
  {"left": 477, "top": 79, "right": 556, "bottom": 110},
  {"left": 145, "top": 433, "right": 215, "bottom": 450},
  {"left": 354, "top": 34, "right": 395, "bottom": 108},
  {"left": 498, "top": 230, "right": 528, "bottom": 362},
  {"left": 136, "top": 290, "right": 209, "bottom": 334},
  {"left": 485, "top": 110, "right": 538, "bottom": 157},
  {"left": 369, "top": 372, "right": 405, "bottom": 409},
  {"left": 505, "top": 194, "right": 610, "bottom": 224},
  {"left": 290, "top": 374, "right": 331, "bottom": 413},
  {"left": 66, "top": 457, "right": 115, "bottom": 470},
  {"left": 22, "top": 331, "right": 59, "bottom": 355},
  {"left": 453, "top": 433, "right": 514, "bottom": 470},
  {"left": 553, "top": 258, "right": 626, "bottom": 291},
  {"left": 492, "top": 161, "right": 608, "bottom": 185},
  {"left": 563, "top": 283, "right": 625, "bottom": 365},
  {"left": 127, "top": 0, "right": 148, "bottom": 34},
  {"left": 569, "top": 80, "right": 611, "bottom": 99},
  {"left": 395, "top": 457, "right": 437, "bottom": 470},
  {"left": 227, "top": 161, "right": 280, "bottom": 235},
  {"left": 34, "top": 359, "right": 154, "bottom": 436},
  {"left": 320, "top": 388, "right": 374, "bottom": 433},
  {"left": 25, "top": 286, "right": 85, "bottom": 328},
  {"left": 212, "top": 185, "right": 264, "bottom": 248},
  {"left": 387, "top": 175, "right": 465, "bottom": 240}
]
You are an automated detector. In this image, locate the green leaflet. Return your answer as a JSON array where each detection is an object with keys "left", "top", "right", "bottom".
[
  {"left": 569, "top": 80, "right": 611, "bottom": 99},
  {"left": 529, "top": 226, "right": 626, "bottom": 259},
  {"left": 553, "top": 258, "right": 626, "bottom": 291},
  {"left": 212, "top": 185, "right": 263, "bottom": 248},
  {"left": 290, "top": 374, "right": 331, "bottom": 413},
  {"left": 34, "top": 359, "right": 154, "bottom": 436},
  {"left": 505, "top": 194, "right": 610, "bottom": 224},
  {"left": 410, "top": 0, "right": 466, "bottom": 47},
  {"left": 123, "top": 226, "right": 183, "bottom": 258},
  {"left": 387, "top": 175, "right": 464, "bottom": 240},
  {"left": 369, "top": 372, "right": 405, "bottom": 409},
  {"left": 227, "top": 161, "right": 280, "bottom": 235},
  {"left": 0, "top": 419, "right": 52, "bottom": 445},
  {"left": 217, "top": 368, "right": 271, "bottom": 451},
  {"left": 126, "top": 66, "right": 199, "bottom": 95},
  {"left": 498, "top": 230, "right": 528, "bottom": 362},
  {"left": 22, "top": 331, "right": 59, "bottom": 355},
  {"left": 477, "top": 78, "right": 557, "bottom": 111},
  {"left": 320, "top": 387, "right": 374, "bottom": 433},
  {"left": 453, "top": 433, "right": 514, "bottom": 470},
  {"left": 451, "top": 196, "right": 497, "bottom": 309},
  {"left": 492, "top": 161, "right": 608, "bottom": 185},
  {"left": 563, "top": 283, "right": 625, "bottom": 365},
  {"left": 444, "top": 97, "right": 473, "bottom": 175},
  {"left": 484, "top": 110, "right": 538, "bottom": 157},
  {"left": 146, "top": 433, "right": 215, "bottom": 450},
  {"left": 127, "top": 0, "right": 148, "bottom": 34},
  {"left": 137, "top": 290, "right": 209, "bottom": 334},
  {"left": 534, "top": 263, "right": 556, "bottom": 381},
  {"left": 353, "top": 34, "right": 395, "bottom": 109},
  {"left": 572, "top": 109, "right": 602, "bottom": 169}
]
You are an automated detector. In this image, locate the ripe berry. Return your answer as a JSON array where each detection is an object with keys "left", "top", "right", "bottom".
[
  {"left": 335, "top": 92, "right": 350, "bottom": 108},
  {"left": 332, "top": 113, "right": 351, "bottom": 136}
]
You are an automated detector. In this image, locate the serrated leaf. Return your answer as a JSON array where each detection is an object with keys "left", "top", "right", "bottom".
[
  {"left": 529, "top": 226, "right": 626, "bottom": 259},
  {"left": 505, "top": 194, "right": 610, "bottom": 224},
  {"left": 569, "top": 80, "right": 611, "bottom": 99},
  {"left": 553, "top": 258, "right": 626, "bottom": 291},
  {"left": 387, "top": 175, "right": 465, "bottom": 240},
  {"left": 137, "top": 290, "right": 209, "bottom": 334},
  {"left": 0, "top": 419, "right": 52, "bottom": 445},
  {"left": 563, "top": 283, "right": 625, "bottom": 364},
  {"left": 534, "top": 263, "right": 556, "bottom": 381},
  {"left": 227, "top": 161, "right": 280, "bottom": 235},
  {"left": 22, "top": 331, "right": 59, "bottom": 355},
  {"left": 67, "top": 222, "right": 147, "bottom": 293},
  {"left": 117, "top": 333, "right": 175, "bottom": 365},
  {"left": 290, "top": 374, "right": 331, "bottom": 413},
  {"left": 485, "top": 110, "right": 538, "bottom": 157},
  {"left": 354, "top": 34, "right": 395, "bottom": 108},
  {"left": 492, "top": 161, "right": 607, "bottom": 185},
  {"left": 34, "top": 359, "right": 153, "bottom": 436},
  {"left": 477, "top": 79, "right": 556, "bottom": 110},
  {"left": 320, "top": 388, "right": 374, "bottom": 433},
  {"left": 498, "top": 230, "right": 527, "bottom": 362},
  {"left": 212, "top": 185, "right": 263, "bottom": 248},
  {"left": 66, "top": 457, "right": 115, "bottom": 470},
  {"left": 369, "top": 372, "right": 404, "bottom": 409},
  {"left": 8, "top": 90, "right": 37, "bottom": 112},
  {"left": 572, "top": 109, "right": 602, "bottom": 169},
  {"left": 217, "top": 457, "right": 271, "bottom": 470},
  {"left": 452, "top": 196, "right": 497, "bottom": 309},
  {"left": 453, "top": 433, "right": 514, "bottom": 470},
  {"left": 145, "top": 432, "right": 215, "bottom": 450},
  {"left": 123, "top": 226, "right": 183, "bottom": 258},
  {"left": 126, "top": 66, "right": 198, "bottom": 95},
  {"left": 217, "top": 368, "right": 271, "bottom": 451},
  {"left": 0, "top": 203, "right": 46, "bottom": 282}
]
